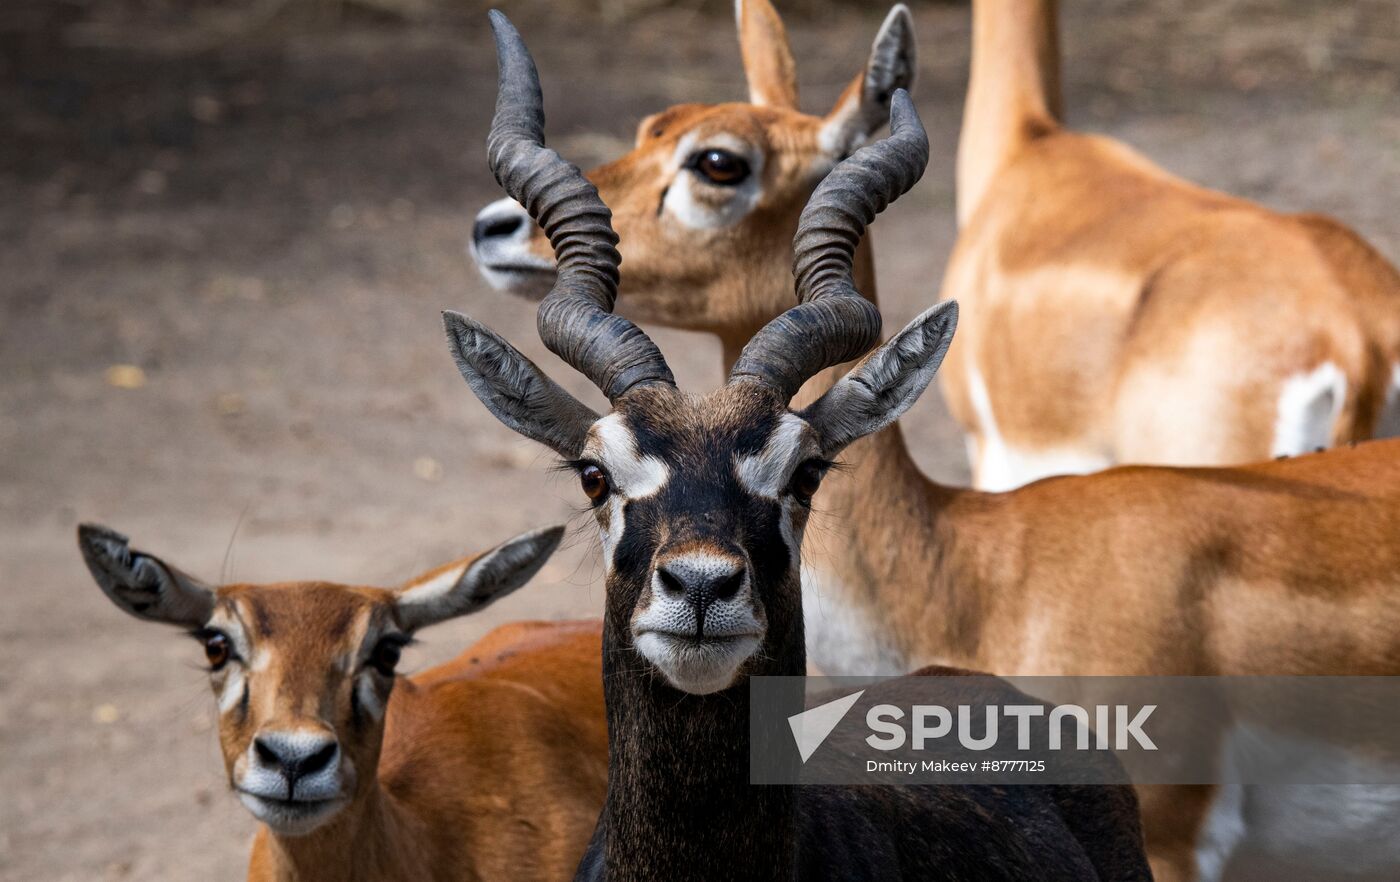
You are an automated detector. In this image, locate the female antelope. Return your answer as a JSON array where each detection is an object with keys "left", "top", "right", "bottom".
[
  {"left": 78, "top": 522, "right": 607, "bottom": 882},
  {"left": 445, "top": 15, "right": 1151, "bottom": 881},
  {"left": 943, "top": 0, "right": 1400, "bottom": 489}
]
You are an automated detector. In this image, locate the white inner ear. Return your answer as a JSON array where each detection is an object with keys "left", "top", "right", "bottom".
[
  {"left": 663, "top": 132, "right": 765, "bottom": 230},
  {"left": 735, "top": 414, "right": 817, "bottom": 499},
  {"left": 818, "top": 103, "right": 867, "bottom": 159},
  {"left": 818, "top": 4, "right": 914, "bottom": 160},
  {"left": 397, "top": 562, "right": 471, "bottom": 614}
]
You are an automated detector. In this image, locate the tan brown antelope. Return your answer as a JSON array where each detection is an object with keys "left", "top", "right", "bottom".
[
  {"left": 941, "top": 0, "right": 1400, "bottom": 490},
  {"left": 77, "top": 522, "right": 608, "bottom": 882},
  {"left": 469, "top": 0, "right": 915, "bottom": 366},
  {"left": 468, "top": 5, "right": 1400, "bottom": 879},
  {"left": 444, "top": 15, "right": 1152, "bottom": 881}
]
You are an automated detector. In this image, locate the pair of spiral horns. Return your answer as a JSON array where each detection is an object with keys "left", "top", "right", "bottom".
[{"left": 481, "top": 9, "right": 929, "bottom": 404}]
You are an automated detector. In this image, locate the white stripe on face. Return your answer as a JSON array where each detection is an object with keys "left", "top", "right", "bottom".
[
  {"left": 355, "top": 670, "right": 388, "bottom": 722},
  {"left": 585, "top": 414, "right": 672, "bottom": 569},
  {"left": 207, "top": 606, "right": 251, "bottom": 714},
  {"left": 735, "top": 414, "right": 817, "bottom": 499},
  {"left": 735, "top": 414, "right": 820, "bottom": 568},
  {"left": 587, "top": 414, "right": 670, "bottom": 499}
]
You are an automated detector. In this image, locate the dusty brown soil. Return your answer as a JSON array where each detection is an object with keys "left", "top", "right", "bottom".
[{"left": 2, "top": 1, "right": 1397, "bottom": 878}]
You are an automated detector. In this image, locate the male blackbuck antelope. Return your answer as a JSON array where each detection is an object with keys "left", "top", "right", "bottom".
[
  {"left": 443, "top": 15, "right": 1152, "bottom": 881},
  {"left": 471, "top": 0, "right": 915, "bottom": 366},
  {"left": 942, "top": 0, "right": 1400, "bottom": 490},
  {"left": 77, "top": 522, "right": 608, "bottom": 882}
]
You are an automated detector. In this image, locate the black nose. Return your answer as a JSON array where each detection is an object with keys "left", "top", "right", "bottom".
[
  {"left": 656, "top": 560, "right": 747, "bottom": 607},
  {"left": 473, "top": 214, "right": 524, "bottom": 244},
  {"left": 253, "top": 732, "right": 339, "bottom": 790}
]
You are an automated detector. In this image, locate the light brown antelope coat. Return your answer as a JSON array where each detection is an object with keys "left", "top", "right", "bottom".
[
  {"left": 942, "top": 0, "right": 1400, "bottom": 490},
  {"left": 77, "top": 524, "right": 607, "bottom": 882},
  {"left": 469, "top": 3, "right": 1400, "bottom": 879}
]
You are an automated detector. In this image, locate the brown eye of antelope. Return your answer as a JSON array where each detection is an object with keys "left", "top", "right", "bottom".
[
  {"left": 580, "top": 464, "right": 611, "bottom": 505},
  {"left": 203, "top": 632, "right": 231, "bottom": 670},
  {"left": 370, "top": 639, "right": 403, "bottom": 677},
  {"left": 689, "top": 149, "right": 751, "bottom": 187},
  {"left": 788, "top": 459, "right": 828, "bottom": 505}
]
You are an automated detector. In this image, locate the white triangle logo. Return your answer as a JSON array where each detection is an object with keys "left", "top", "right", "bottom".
[{"left": 787, "top": 690, "right": 865, "bottom": 763}]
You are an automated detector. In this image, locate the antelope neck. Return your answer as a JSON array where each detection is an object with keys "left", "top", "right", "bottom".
[
  {"left": 598, "top": 612, "right": 805, "bottom": 880},
  {"left": 257, "top": 782, "right": 427, "bottom": 882},
  {"left": 717, "top": 242, "right": 978, "bottom": 671}
]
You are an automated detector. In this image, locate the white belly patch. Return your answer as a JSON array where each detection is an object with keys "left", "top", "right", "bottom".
[
  {"left": 1272, "top": 362, "right": 1346, "bottom": 457},
  {"left": 1197, "top": 723, "right": 1400, "bottom": 881},
  {"left": 1377, "top": 363, "right": 1400, "bottom": 438},
  {"left": 965, "top": 365, "right": 1110, "bottom": 491}
]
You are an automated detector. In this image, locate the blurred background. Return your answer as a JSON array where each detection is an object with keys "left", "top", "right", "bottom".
[{"left": 1, "top": 0, "right": 1397, "bottom": 878}]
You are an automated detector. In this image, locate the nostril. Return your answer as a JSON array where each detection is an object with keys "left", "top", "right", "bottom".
[
  {"left": 253, "top": 737, "right": 280, "bottom": 768},
  {"left": 473, "top": 214, "right": 524, "bottom": 243},
  {"left": 301, "top": 741, "right": 338, "bottom": 776},
  {"left": 713, "top": 569, "right": 745, "bottom": 601},
  {"left": 657, "top": 567, "right": 687, "bottom": 597}
]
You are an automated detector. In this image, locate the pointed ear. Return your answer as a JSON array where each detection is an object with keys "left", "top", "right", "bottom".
[
  {"left": 820, "top": 4, "right": 917, "bottom": 158},
  {"left": 800, "top": 300, "right": 956, "bottom": 457},
  {"left": 443, "top": 311, "right": 599, "bottom": 458},
  {"left": 394, "top": 525, "right": 566, "bottom": 631},
  {"left": 77, "top": 524, "right": 215, "bottom": 627},
  {"left": 736, "top": 0, "right": 799, "bottom": 108}
]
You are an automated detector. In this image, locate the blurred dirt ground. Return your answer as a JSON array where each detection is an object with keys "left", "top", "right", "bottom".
[{"left": 1, "top": 1, "right": 1398, "bottom": 878}]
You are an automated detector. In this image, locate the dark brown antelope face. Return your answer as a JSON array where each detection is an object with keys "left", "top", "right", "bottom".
[
  {"left": 76, "top": 523, "right": 562, "bottom": 835},
  {"left": 575, "top": 384, "right": 813, "bottom": 693},
  {"left": 446, "top": 13, "right": 954, "bottom": 695}
]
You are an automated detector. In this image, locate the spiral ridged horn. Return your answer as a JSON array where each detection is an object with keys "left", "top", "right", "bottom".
[
  {"left": 728, "top": 89, "right": 928, "bottom": 401},
  {"left": 487, "top": 10, "right": 675, "bottom": 401}
]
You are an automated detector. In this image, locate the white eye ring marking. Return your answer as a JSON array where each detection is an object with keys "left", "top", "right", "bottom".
[
  {"left": 355, "top": 670, "right": 388, "bottom": 721},
  {"left": 664, "top": 132, "right": 764, "bottom": 230},
  {"left": 206, "top": 606, "right": 252, "bottom": 713},
  {"left": 585, "top": 415, "right": 670, "bottom": 570},
  {"left": 587, "top": 415, "right": 669, "bottom": 500},
  {"left": 735, "top": 414, "right": 817, "bottom": 500}
]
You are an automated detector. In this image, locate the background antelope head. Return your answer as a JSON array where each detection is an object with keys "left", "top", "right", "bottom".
[
  {"left": 76, "top": 522, "right": 562, "bottom": 836},
  {"left": 449, "top": 14, "right": 952, "bottom": 694},
  {"left": 470, "top": 0, "right": 916, "bottom": 341}
]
